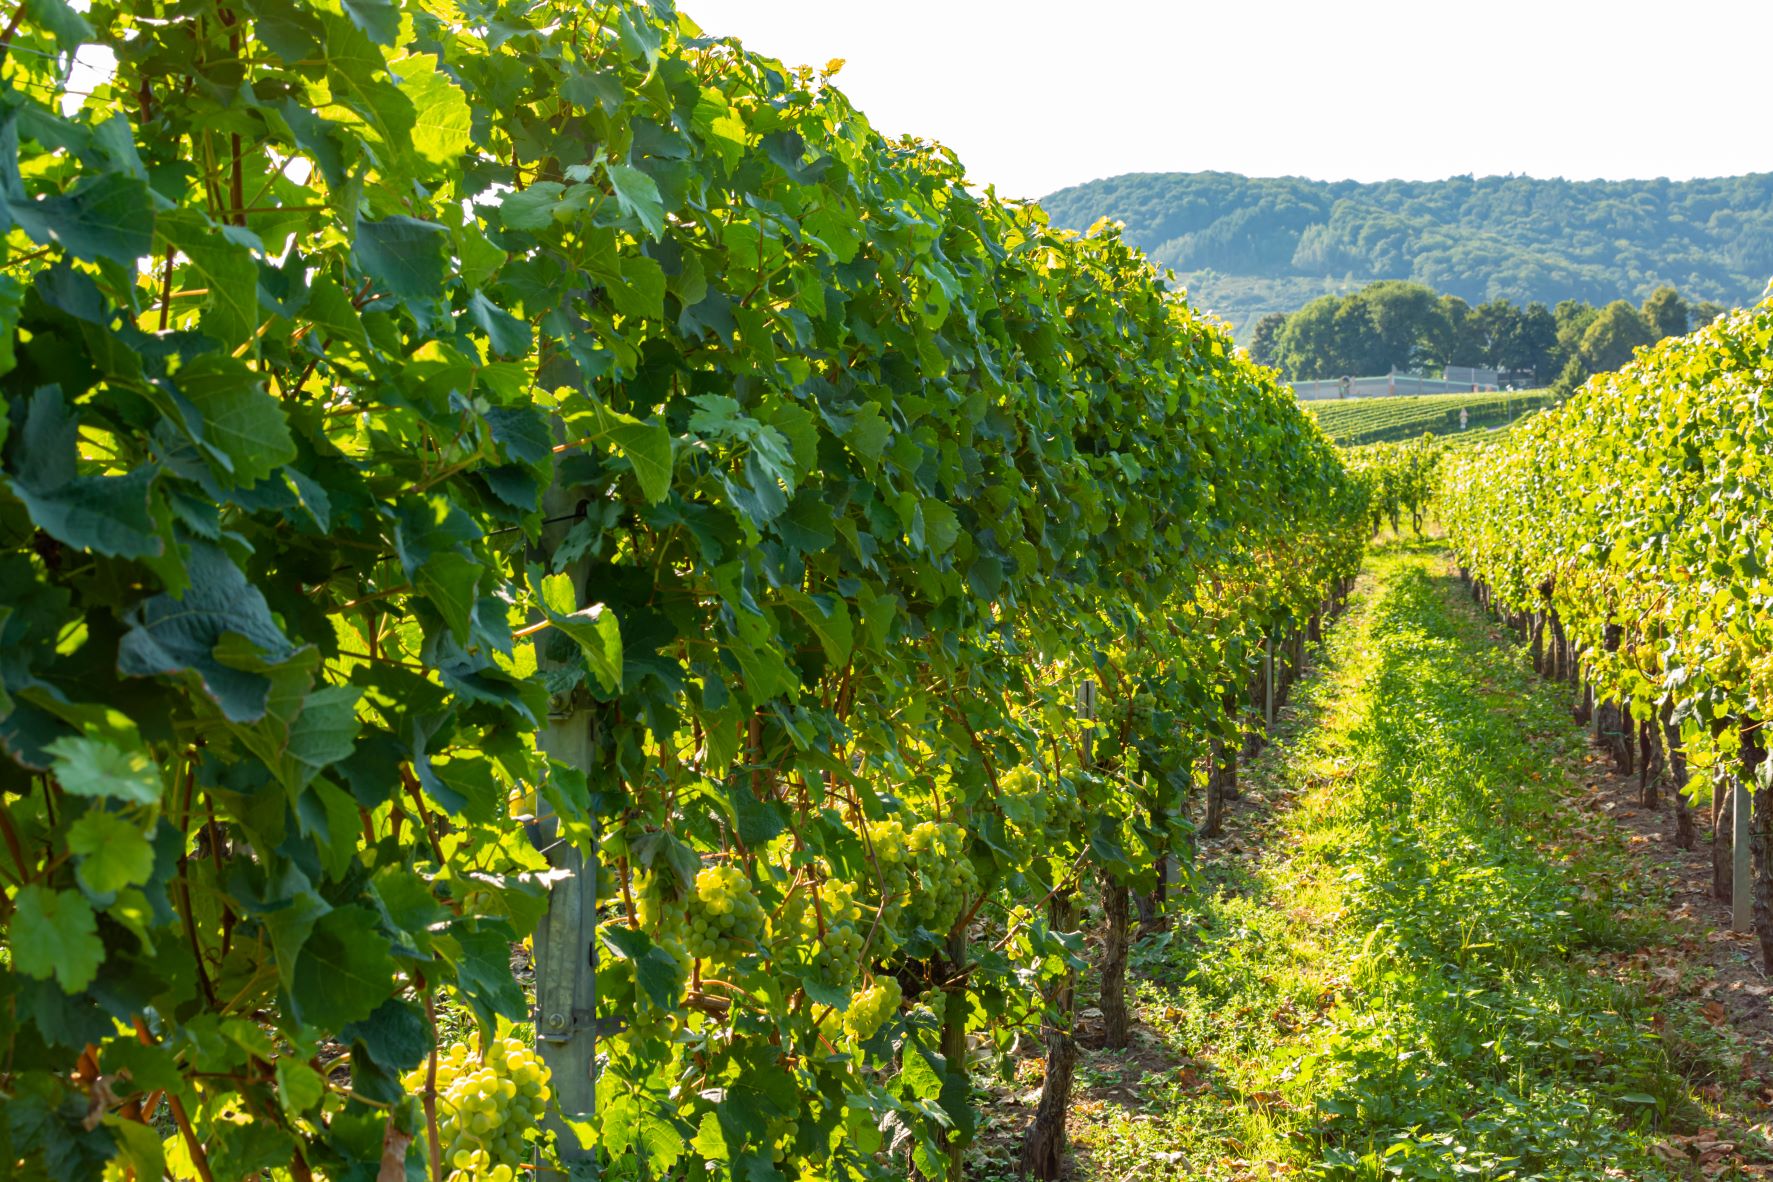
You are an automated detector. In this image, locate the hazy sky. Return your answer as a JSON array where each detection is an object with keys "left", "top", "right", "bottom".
[{"left": 686, "top": 0, "right": 1771, "bottom": 200}]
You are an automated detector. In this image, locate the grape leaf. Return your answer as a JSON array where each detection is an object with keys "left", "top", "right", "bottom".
[
  {"left": 33, "top": 0, "right": 94, "bottom": 47},
  {"left": 464, "top": 291, "right": 531, "bottom": 357},
  {"left": 341, "top": 997, "right": 433, "bottom": 1073},
  {"left": 176, "top": 354, "right": 297, "bottom": 486},
  {"left": 342, "top": 0, "right": 398, "bottom": 43},
  {"left": 352, "top": 214, "right": 448, "bottom": 301},
  {"left": 67, "top": 809, "right": 156, "bottom": 895},
  {"left": 290, "top": 905, "right": 400, "bottom": 1029},
  {"left": 117, "top": 543, "right": 301, "bottom": 723},
  {"left": 11, "top": 885, "right": 104, "bottom": 992},
  {"left": 275, "top": 1059, "right": 326, "bottom": 1115},
  {"left": 6, "top": 386, "right": 161, "bottom": 559},
  {"left": 394, "top": 53, "right": 472, "bottom": 165},
  {"left": 161, "top": 212, "right": 261, "bottom": 349},
  {"left": 447, "top": 923, "right": 528, "bottom": 1025},
  {"left": 599, "top": 924, "right": 685, "bottom": 1010},
  {"left": 536, "top": 573, "right": 623, "bottom": 693},
  {"left": 608, "top": 163, "right": 665, "bottom": 239},
  {"left": 585, "top": 401, "right": 673, "bottom": 504},
  {"left": 43, "top": 735, "right": 161, "bottom": 804},
  {"left": 13, "top": 171, "right": 154, "bottom": 266}
]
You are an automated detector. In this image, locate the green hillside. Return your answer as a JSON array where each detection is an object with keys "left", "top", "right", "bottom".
[
  {"left": 1041, "top": 171, "right": 1773, "bottom": 335},
  {"left": 1308, "top": 390, "right": 1555, "bottom": 447}
]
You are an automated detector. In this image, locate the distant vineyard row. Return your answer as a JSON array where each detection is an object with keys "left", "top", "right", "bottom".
[{"left": 1308, "top": 390, "right": 1556, "bottom": 446}]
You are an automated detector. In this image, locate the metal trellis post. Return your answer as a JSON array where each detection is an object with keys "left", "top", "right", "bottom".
[
  {"left": 1264, "top": 633, "right": 1275, "bottom": 730},
  {"left": 532, "top": 482, "right": 601, "bottom": 1172},
  {"left": 1733, "top": 774, "right": 1752, "bottom": 933}
]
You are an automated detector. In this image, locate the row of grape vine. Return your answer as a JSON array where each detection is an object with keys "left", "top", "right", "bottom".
[
  {"left": 1442, "top": 297, "right": 1773, "bottom": 975},
  {"left": 1345, "top": 435, "right": 1443, "bottom": 537},
  {"left": 0, "top": 1, "right": 1366, "bottom": 1179}
]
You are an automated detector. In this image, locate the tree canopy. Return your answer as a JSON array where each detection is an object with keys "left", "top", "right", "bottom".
[
  {"left": 1250, "top": 280, "right": 1708, "bottom": 393},
  {"left": 1041, "top": 171, "right": 1773, "bottom": 335}
]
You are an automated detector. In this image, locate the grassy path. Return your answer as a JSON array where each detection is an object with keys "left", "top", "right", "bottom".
[{"left": 1060, "top": 544, "right": 1769, "bottom": 1181}]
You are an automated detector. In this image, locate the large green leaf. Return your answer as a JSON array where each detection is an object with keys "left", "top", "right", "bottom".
[
  {"left": 43, "top": 736, "right": 162, "bottom": 805},
  {"left": 607, "top": 163, "right": 665, "bottom": 239},
  {"left": 176, "top": 354, "right": 297, "bottom": 486},
  {"left": 393, "top": 52, "right": 472, "bottom": 165},
  {"left": 352, "top": 214, "right": 448, "bottom": 301},
  {"left": 33, "top": 0, "right": 93, "bottom": 47},
  {"left": 67, "top": 809, "right": 156, "bottom": 895},
  {"left": 599, "top": 924, "right": 685, "bottom": 1011},
  {"left": 447, "top": 923, "right": 527, "bottom": 1024},
  {"left": 11, "top": 885, "right": 104, "bottom": 991},
  {"left": 10, "top": 171, "right": 154, "bottom": 266},
  {"left": 161, "top": 212, "right": 261, "bottom": 350},
  {"left": 117, "top": 543, "right": 301, "bottom": 723},
  {"left": 290, "top": 905, "right": 401, "bottom": 1030},
  {"left": 535, "top": 571, "right": 623, "bottom": 693},
  {"left": 581, "top": 401, "right": 673, "bottom": 504},
  {"left": 464, "top": 290, "right": 531, "bottom": 357},
  {"left": 5, "top": 387, "right": 161, "bottom": 559}
]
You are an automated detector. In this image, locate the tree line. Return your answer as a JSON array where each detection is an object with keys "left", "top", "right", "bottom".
[
  {"left": 1247, "top": 280, "right": 1728, "bottom": 391},
  {"left": 1038, "top": 171, "right": 1773, "bottom": 333}
]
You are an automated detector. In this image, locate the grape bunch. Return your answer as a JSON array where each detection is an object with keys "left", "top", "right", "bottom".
[
  {"left": 842, "top": 976, "right": 902, "bottom": 1042},
  {"left": 996, "top": 765, "right": 1052, "bottom": 839},
  {"left": 863, "top": 817, "right": 977, "bottom": 938},
  {"left": 783, "top": 877, "right": 867, "bottom": 988},
  {"left": 684, "top": 863, "right": 768, "bottom": 962},
  {"left": 1044, "top": 775, "right": 1083, "bottom": 842},
  {"left": 865, "top": 819, "right": 913, "bottom": 907},
  {"left": 766, "top": 1116, "right": 802, "bottom": 1164},
  {"left": 904, "top": 820, "right": 977, "bottom": 935},
  {"left": 402, "top": 1036, "right": 551, "bottom": 1181}
]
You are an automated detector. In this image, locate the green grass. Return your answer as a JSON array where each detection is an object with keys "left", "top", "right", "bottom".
[
  {"left": 1065, "top": 543, "right": 1761, "bottom": 1181},
  {"left": 1308, "top": 391, "right": 1554, "bottom": 446}
]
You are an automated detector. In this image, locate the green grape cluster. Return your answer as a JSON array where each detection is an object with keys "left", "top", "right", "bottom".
[
  {"left": 1045, "top": 777, "right": 1083, "bottom": 840},
  {"left": 842, "top": 976, "right": 902, "bottom": 1042},
  {"left": 904, "top": 820, "right": 977, "bottom": 935},
  {"left": 402, "top": 1037, "right": 550, "bottom": 1180},
  {"left": 865, "top": 819, "right": 914, "bottom": 905},
  {"left": 783, "top": 877, "right": 867, "bottom": 987},
  {"left": 817, "top": 920, "right": 863, "bottom": 977},
  {"left": 685, "top": 863, "right": 768, "bottom": 961},
  {"left": 766, "top": 1116, "right": 802, "bottom": 1164},
  {"left": 628, "top": 880, "right": 692, "bottom": 1014},
  {"left": 864, "top": 818, "right": 977, "bottom": 936},
  {"left": 997, "top": 765, "right": 1052, "bottom": 839}
]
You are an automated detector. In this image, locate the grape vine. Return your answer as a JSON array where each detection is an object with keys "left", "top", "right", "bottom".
[
  {"left": 1442, "top": 300, "right": 1772, "bottom": 784},
  {"left": 1347, "top": 434, "right": 1444, "bottom": 536},
  {"left": 0, "top": 0, "right": 1366, "bottom": 1178}
]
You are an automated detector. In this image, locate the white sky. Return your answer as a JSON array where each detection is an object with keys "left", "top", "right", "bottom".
[{"left": 686, "top": 0, "right": 1773, "bottom": 200}]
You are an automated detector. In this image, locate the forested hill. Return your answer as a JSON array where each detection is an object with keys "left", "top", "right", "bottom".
[{"left": 1040, "top": 171, "right": 1773, "bottom": 334}]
